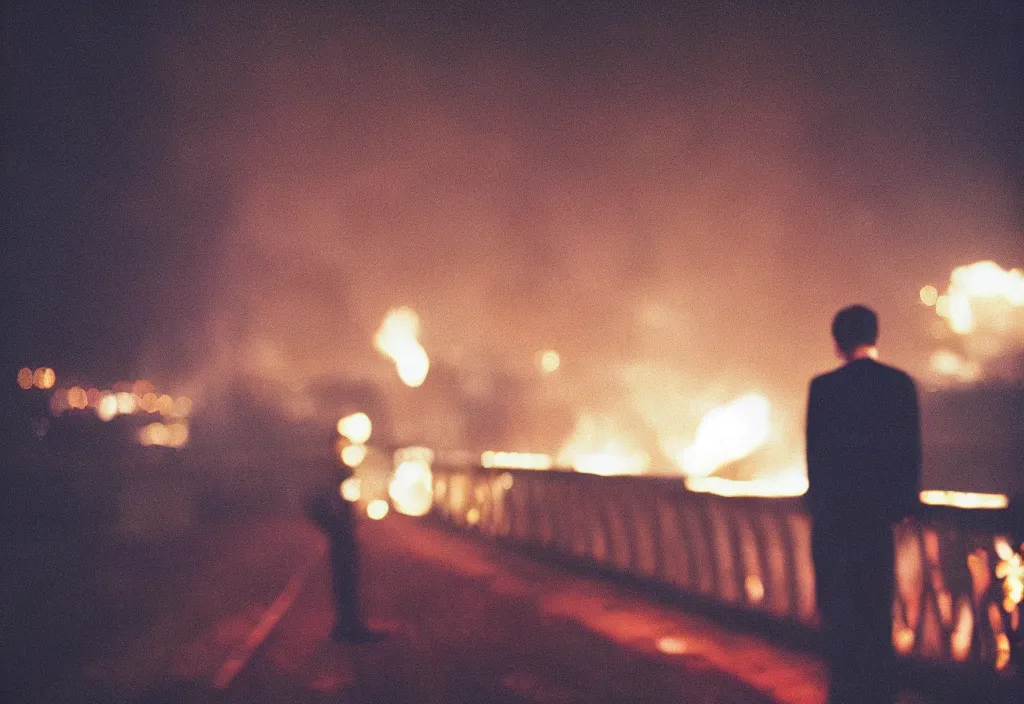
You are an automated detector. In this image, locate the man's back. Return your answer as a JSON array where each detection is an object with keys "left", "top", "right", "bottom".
[{"left": 806, "top": 357, "right": 921, "bottom": 526}]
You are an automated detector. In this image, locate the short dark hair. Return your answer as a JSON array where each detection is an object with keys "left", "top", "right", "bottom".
[{"left": 831, "top": 305, "right": 878, "bottom": 353}]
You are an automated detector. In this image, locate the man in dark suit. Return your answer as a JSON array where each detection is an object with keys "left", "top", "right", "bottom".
[
  {"left": 806, "top": 305, "right": 921, "bottom": 704},
  {"left": 306, "top": 433, "right": 384, "bottom": 644}
]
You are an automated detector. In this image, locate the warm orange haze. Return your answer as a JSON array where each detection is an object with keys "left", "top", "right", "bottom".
[
  {"left": 22, "top": 257, "right": 1022, "bottom": 506},
  {"left": 7, "top": 3, "right": 1024, "bottom": 701}
]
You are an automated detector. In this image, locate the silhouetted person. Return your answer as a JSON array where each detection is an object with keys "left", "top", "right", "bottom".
[
  {"left": 806, "top": 305, "right": 921, "bottom": 704},
  {"left": 305, "top": 434, "right": 383, "bottom": 644}
]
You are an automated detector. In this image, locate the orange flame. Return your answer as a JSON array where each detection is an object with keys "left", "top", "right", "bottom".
[{"left": 374, "top": 308, "right": 430, "bottom": 387}]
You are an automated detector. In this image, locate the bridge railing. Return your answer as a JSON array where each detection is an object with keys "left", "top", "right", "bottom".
[{"left": 427, "top": 464, "right": 1022, "bottom": 677}]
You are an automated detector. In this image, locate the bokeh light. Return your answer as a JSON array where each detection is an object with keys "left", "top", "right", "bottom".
[
  {"left": 17, "top": 368, "right": 34, "bottom": 390},
  {"left": 366, "top": 499, "right": 389, "bottom": 520},
  {"left": 156, "top": 394, "right": 174, "bottom": 416},
  {"left": 97, "top": 394, "right": 119, "bottom": 421},
  {"left": 67, "top": 386, "right": 88, "bottom": 409},
  {"left": 116, "top": 392, "right": 136, "bottom": 414},
  {"left": 537, "top": 349, "right": 561, "bottom": 373},
  {"left": 140, "top": 392, "right": 159, "bottom": 413},
  {"left": 744, "top": 575, "right": 765, "bottom": 604},
  {"left": 340, "top": 443, "right": 368, "bottom": 467},
  {"left": 167, "top": 422, "right": 189, "bottom": 448},
  {"left": 919, "top": 285, "right": 939, "bottom": 306},
  {"left": 337, "top": 412, "right": 372, "bottom": 444},
  {"left": 656, "top": 637, "right": 688, "bottom": 655},
  {"left": 33, "top": 367, "right": 56, "bottom": 390},
  {"left": 388, "top": 459, "right": 433, "bottom": 517},
  {"left": 138, "top": 421, "right": 190, "bottom": 448},
  {"left": 340, "top": 477, "right": 362, "bottom": 502},
  {"left": 139, "top": 422, "right": 172, "bottom": 447}
]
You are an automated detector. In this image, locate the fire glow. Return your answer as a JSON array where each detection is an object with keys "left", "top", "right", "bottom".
[
  {"left": 923, "top": 261, "right": 1024, "bottom": 335},
  {"left": 374, "top": 308, "right": 429, "bottom": 388},
  {"left": 678, "top": 393, "right": 772, "bottom": 478},
  {"left": 481, "top": 451, "right": 552, "bottom": 470},
  {"left": 556, "top": 413, "right": 650, "bottom": 476}
]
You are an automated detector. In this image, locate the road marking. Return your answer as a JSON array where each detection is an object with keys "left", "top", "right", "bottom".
[{"left": 213, "top": 543, "right": 326, "bottom": 689}]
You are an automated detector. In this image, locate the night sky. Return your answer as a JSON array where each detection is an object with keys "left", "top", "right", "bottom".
[{"left": 5, "top": 1, "right": 1023, "bottom": 454}]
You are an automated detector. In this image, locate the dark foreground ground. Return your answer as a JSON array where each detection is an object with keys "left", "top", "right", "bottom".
[{"left": 4, "top": 506, "right": 967, "bottom": 704}]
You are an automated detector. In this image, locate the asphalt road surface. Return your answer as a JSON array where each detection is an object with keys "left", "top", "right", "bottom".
[{"left": 8, "top": 511, "right": 952, "bottom": 704}]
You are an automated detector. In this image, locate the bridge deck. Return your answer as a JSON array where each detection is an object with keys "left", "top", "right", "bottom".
[{"left": 15, "top": 513, "right": 947, "bottom": 703}]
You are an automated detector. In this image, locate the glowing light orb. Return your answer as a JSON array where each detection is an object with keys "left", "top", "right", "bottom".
[
  {"left": 744, "top": 575, "right": 765, "bottom": 604},
  {"left": 140, "top": 392, "right": 158, "bottom": 413},
  {"left": 337, "top": 412, "right": 372, "bottom": 445},
  {"left": 366, "top": 499, "right": 389, "bottom": 520},
  {"left": 67, "top": 386, "right": 88, "bottom": 409},
  {"left": 388, "top": 460, "right": 434, "bottom": 517},
  {"left": 156, "top": 394, "right": 174, "bottom": 416},
  {"left": 139, "top": 422, "right": 171, "bottom": 447},
  {"left": 97, "top": 394, "right": 119, "bottom": 421},
  {"left": 537, "top": 349, "right": 561, "bottom": 373},
  {"left": 919, "top": 285, "right": 938, "bottom": 306},
  {"left": 17, "top": 368, "right": 34, "bottom": 390},
  {"left": 33, "top": 367, "right": 56, "bottom": 390},
  {"left": 340, "top": 477, "right": 362, "bottom": 502},
  {"left": 116, "top": 392, "right": 136, "bottom": 414},
  {"left": 893, "top": 626, "right": 915, "bottom": 654},
  {"left": 340, "top": 443, "right": 368, "bottom": 468},
  {"left": 656, "top": 636, "right": 688, "bottom": 655},
  {"left": 167, "top": 422, "right": 189, "bottom": 448}
]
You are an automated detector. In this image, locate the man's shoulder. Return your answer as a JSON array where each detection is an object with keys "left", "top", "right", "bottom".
[
  {"left": 867, "top": 359, "right": 917, "bottom": 387},
  {"left": 817, "top": 359, "right": 915, "bottom": 384},
  {"left": 810, "top": 366, "right": 844, "bottom": 388}
]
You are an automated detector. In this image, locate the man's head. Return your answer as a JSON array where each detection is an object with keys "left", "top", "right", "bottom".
[{"left": 831, "top": 305, "right": 879, "bottom": 358}]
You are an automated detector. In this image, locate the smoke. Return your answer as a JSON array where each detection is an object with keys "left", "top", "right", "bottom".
[{"left": 133, "top": 3, "right": 1022, "bottom": 455}]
